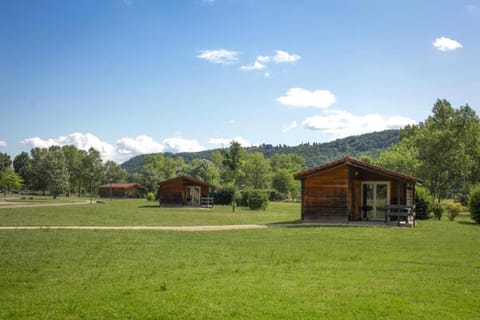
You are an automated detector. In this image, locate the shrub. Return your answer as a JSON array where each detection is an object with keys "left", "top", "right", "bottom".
[
  {"left": 444, "top": 202, "right": 462, "bottom": 221},
  {"left": 415, "top": 187, "right": 432, "bottom": 219},
  {"left": 248, "top": 189, "right": 269, "bottom": 211},
  {"left": 214, "top": 185, "right": 241, "bottom": 206},
  {"left": 267, "top": 190, "right": 286, "bottom": 202},
  {"left": 431, "top": 202, "right": 444, "bottom": 220},
  {"left": 468, "top": 184, "right": 480, "bottom": 223},
  {"left": 146, "top": 192, "right": 156, "bottom": 201}
]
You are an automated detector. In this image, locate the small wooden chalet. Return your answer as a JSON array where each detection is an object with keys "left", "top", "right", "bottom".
[
  {"left": 157, "top": 176, "right": 214, "bottom": 207},
  {"left": 294, "top": 157, "right": 421, "bottom": 225},
  {"left": 98, "top": 183, "right": 147, "bottom": 198}
]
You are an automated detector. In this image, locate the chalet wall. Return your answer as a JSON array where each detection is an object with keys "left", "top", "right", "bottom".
[{"left": 303, "top": 166, "right": 349, "bottom": 221}]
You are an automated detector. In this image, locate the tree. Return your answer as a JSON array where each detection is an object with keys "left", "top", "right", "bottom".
[
  {"left": 30, "top": 147, "right": 49, "bottom": 192},
  {"left": 13, "top": 152, "right": 32, "bottom": 189},
  {"left": 103, "top": 160, "right": 127, "bottom": 184},
  {"left": 0, "top": 153, "right": 12, "bottom": 174},
  {"left": 62, "top": 145, "right": 84, "bottom": 196},
  {"left": 383, "top": 99, "right": 480, "bottom": 202},
  {"left": 243, "top": 152, "right": 270, "bottom": 189},
  {"left": 44, "top": 146, "right": 70, "bottom": 199},
  {"left": 269, "top": 154, "right": 304, "bottom": 198},
  {"left": 81, "top": 148, "right": 103, "bottom": 195},
  {"left": 184, "top": 159, "right": 220, "bottom": 186},
  {"left": 221, "top": 141, "right": 246, "bottom": 212},
  {"left": 0, "top": 167, "right": 23, "bottom": 197}
]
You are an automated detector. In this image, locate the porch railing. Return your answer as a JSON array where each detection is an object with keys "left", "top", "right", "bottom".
[{"left": 385, "top": 205, "right": 415, "bottom": 227}]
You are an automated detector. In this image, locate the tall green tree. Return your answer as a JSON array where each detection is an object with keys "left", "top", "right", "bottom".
[
  {"left": 184, "top": 159, "right": 220, "bottom": 186},
  {"left": 13, "top": 152, "right": 32, "bottom": 189},
  {"left": 0, "top": 167, "right": 23, "bottom": 197},
  {"left": 30, "top": 147, "right": 49, "bottom": 192},
  {"left": 44, "top": 146, "right": 70, "bottom": 199},
  {"left": 381, "top": 99, "right": 480, "bottom": 202},
  {"left": 103, "top": 160, "right": 127, "bottom": 183},
  {"left": 221, "top": 141, "right": 246, "bottom": 212},
  {"left": 62, "top": 145, "right": 84, "bottom": 196},
  {"left": 243, "top": 152, "right": 270, "bottom": 189}
]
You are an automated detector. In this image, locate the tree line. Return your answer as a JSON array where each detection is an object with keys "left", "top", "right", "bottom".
[
  {"left": 0, "top": 146, "right": 127, "bottom": 198},
  {"left": 374, "top": 99, "right": 480, "bottom": 204},
  {"left": 0, "top": 142, "right": 305, "bottom": 201}
]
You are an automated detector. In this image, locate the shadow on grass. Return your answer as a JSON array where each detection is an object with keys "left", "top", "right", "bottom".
[{"left": 457, "top": 221, "right": 479, "bottom": 226}]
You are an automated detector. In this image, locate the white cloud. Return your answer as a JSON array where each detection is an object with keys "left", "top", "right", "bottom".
[
  {"left": 277, "top": 88, "right": 336, "bottom": 109},
  {"left": 264, "top": 71, "right": 271, "bottom": 78},
  {"left": 21, "top": 133, "right": 118, "bottom": 162},
  {"left": 302, "top": 110, "right": 416, "bottom": 139},
  {"left": 116, "top": 135, "right": 164, "bottom": 155},
  {"left": 257, "top": 55, "right": 271, "bottom": 63},
  {"left": 19, "top": 133, "right": 206, "bottom": 163},
  {"left": 272, "top": 50, "right": 301, "bottom": 63},
  {"left": 197, "top": 49, "right": 238, "bottom": 64},
  {"left": 0, "top": 140, "right": 6, "bottom": 147},
  {"left": 208, "top": 136, "right": 251, "bottom": 147},
  {"left": 433, "top": 37, "right": 463, "bottom": 51},
  {"left": 240, "top": 60, "right": 266, "bottom": 71},
  {"left": 163, "top": 138, "right": 205, "bottom": 153},
  {"left": 282, "top": 121, "right": 298, "bottom": 133}
]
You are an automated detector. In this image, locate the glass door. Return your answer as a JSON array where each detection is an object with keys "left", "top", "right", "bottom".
[{"left": 362, "top": 182, "right": 389, "bottom": 220}]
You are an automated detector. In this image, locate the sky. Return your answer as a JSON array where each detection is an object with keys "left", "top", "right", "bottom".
[{"left": 1, "top": 0, "right": 479, "bottom": 163}]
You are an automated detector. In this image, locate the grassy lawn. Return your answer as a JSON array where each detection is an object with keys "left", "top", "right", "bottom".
[
  {"left": 0, "top": 204, "right": 479, "bottom": 319},
  {"left": 0, "top": 199, "right": 300, "bottom": 226}
]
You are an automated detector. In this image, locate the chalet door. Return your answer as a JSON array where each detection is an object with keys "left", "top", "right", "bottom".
[
  {"left": 186, "top": 186, "right": 201, "bottom": 206},
  {"left": 362, "top": 182, "right": 389, "bottom": 220}
]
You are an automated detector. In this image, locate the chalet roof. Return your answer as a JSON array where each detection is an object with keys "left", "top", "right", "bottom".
[
  {"left": 293, "top": 156, "right": 421, "bottom": 184},
  {"left": 157, "top": 176, "right": 214, "bottom": 188},
  {"left": 98, "top": 182, "right": 147, "bottom": 190}
]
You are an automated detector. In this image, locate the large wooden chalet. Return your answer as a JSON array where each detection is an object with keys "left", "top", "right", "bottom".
[{"left": 294, "top": 157, "right": 421, "bottom": 225}]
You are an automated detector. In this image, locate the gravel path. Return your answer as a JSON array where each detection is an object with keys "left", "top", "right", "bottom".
[
  {"left": 0, "top": 224, "right": 269, "bottom": 231},
  {"left": 0, "top": 200, "right": 91, "bottom": 209}
]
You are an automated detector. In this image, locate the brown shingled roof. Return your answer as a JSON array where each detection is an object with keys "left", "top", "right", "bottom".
[
  {"left": 99, "top": 183, "right": 147, "bottom": 190},
  {"left": 294, "top": 156, "right": 421, "bottom": 184}
]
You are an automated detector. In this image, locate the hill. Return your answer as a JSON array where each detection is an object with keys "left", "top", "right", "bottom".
[{"left": 121, "top": 129, "right": 399, "bottom": 174}]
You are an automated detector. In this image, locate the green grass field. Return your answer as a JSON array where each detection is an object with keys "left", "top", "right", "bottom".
[{"left": 1, "top": 200, "right": 479, "bottom": 319}]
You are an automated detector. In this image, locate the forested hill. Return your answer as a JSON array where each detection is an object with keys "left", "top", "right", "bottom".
[{"left": 121, "top": 129, "right": 400, "bottom": 174}]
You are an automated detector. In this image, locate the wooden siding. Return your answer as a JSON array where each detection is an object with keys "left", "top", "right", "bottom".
[
  {"left": 303, "top": 166, "right": 349, "bottom": 221},
  {"left": 158, "top": 177, "right": 211, "bottom": 205}
]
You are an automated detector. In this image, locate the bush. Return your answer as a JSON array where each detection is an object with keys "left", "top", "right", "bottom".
[
  {"left": 415, "top": 187, "right": 432, "bottom": 219},
  {"left": 468, "top": 184, "right": 480, "bottom": 223},
  {"left": 444, "top": 202, "right": 462, "bottom": 221},
  {"left": 214, "top": 185, "right": 241, "bottom": 206},
  {"left": 267, "top": 190, "right": 287, "bottom": 202},
  {"left": 146, "top": 192, "right": 156, "bottom": 201},
  {"left": 431, "top": 202, "right": 444, "bottom": 220},
  {"left": 247, "top": 189, "right": 269, "bottom": 211}
]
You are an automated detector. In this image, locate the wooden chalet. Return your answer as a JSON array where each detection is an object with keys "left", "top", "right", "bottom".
[
  {"left": 294, "top": 157, "right": 421, "bottom": 225},
  {"left": 98, "top": 183, "right": 147, "bottom": 198},
  {"left": 157, "top": 176, "right": 214, "bottom": 207}
]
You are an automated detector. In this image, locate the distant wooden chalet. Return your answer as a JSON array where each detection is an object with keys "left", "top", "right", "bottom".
[
  {"left": 98, "top": 182, "right": 147, "bottom": 198},
  {"left": 157, "top": 176, "right": 214, "bottom": 207},
  {"left": 294, "top": 157, "right": 421, "bottom": 225}
]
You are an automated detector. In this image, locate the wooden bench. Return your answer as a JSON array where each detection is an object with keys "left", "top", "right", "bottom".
[
  {"left": 385, "top": 205, "right": 415, "bottom": 227},
  {"left": 200, "top": 197, "right": 214, "bottom": 208}
]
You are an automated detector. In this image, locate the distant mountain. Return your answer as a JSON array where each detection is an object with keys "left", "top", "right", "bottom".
[{"left": 121, "top": 130, "right": 400, "bottom": 174}]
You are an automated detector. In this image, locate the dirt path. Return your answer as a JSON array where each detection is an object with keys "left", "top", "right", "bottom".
[
  {"left": 0, "top": 200, "right": 91, "bottom": 209},
  {"left": 0, "top": 224, "right": 269, "bottom": 231}
]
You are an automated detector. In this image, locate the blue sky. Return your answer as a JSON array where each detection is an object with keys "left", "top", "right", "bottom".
[{"left": 1, "top": 0, "right": 479, "bottom": 163}]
